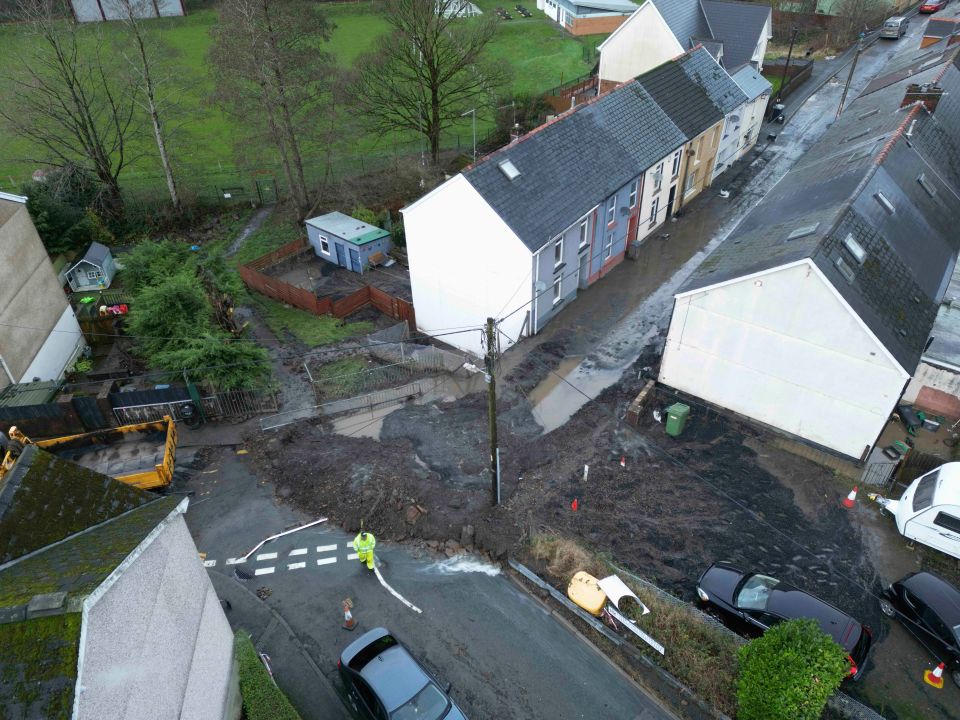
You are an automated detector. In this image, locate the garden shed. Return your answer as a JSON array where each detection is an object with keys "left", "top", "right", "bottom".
[
  {"left": 66, "top": 242, "right": 116, "bottom": 292},
  {"left": 305, "top": 211, "right": 392, "bottom": 275}
]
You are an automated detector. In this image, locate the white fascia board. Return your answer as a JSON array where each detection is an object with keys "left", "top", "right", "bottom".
[
  {"left": 401, "top": 173, "right": 466, "bottom": 215},
  {"left": 673, "top": 259, "right": 810, "bottom": 299},
  {"left": 920, "top": 356, "right": 960, "bottom": 374},
  {"left": 0, "top": 191, "right": 27, "bottom": 204},
  {"left": 598, "top": 2, "right": 643, "bottom": 49},
  {"left": 806, "top": 260, "right": 910, "bottom": 378},
  {"left": 73, "top": 497, "right": 189, "bottom": 718}
]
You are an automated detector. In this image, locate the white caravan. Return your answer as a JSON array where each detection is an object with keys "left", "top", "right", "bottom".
[{"left": 875, "top": 463, "right": 960, "bottom": 560}]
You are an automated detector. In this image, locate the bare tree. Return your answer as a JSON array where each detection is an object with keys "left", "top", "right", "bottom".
[
  {"left": 209, "top": 0, "right": 334, "bottom": 215},
  {"left": 0, "top": 0, "right": 139, "bottom": 221},
  {"left": 116, "top": 0, "right": 182, "bottom": 213},
  {"left": 351, "top": 0, "right": 508, "bottom": 165}
]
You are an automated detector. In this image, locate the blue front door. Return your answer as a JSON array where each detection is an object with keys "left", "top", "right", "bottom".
[
  {"left": 335, "top": 243, "right": 346, "bottom": 268},
  {"left": 349, "top": 249, "right": 361, "bottom": 273}
]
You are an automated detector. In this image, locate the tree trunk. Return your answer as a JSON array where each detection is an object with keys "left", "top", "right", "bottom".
[{"left": 430, "top": 89, "right": 441, "bottom": 165}]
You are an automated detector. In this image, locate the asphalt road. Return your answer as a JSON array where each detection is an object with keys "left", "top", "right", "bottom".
[{"left": 184, "top": 449, "right": 676, "bottom": 720}]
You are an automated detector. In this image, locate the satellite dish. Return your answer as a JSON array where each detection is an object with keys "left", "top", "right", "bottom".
[{"left": 534, "top": 281, "right": 548, "bottom": 292}]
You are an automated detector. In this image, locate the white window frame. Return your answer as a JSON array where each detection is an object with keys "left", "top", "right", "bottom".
[
  {"left": 579, "top": 218, "right": 589, "bottom": 250},
  {"left": 671, "top": 150, "right": 682, "bottom": 178},
  {"left": 553, "top": 236, "right": 563, "bottom": 267},
  {"left": 86, "top": 270, "right": 100, "bottom": 280},
  {"left": 552, "top": 276, "right": 562, "bottom": 304},
  {"left": 685, "top": 169, "right": 698, "bottom": 194},
  {"left": 606, "top": 196, "right": 616, "bottom": 226},
  {"left": 319, "top": 235, "right": 330, "bottom": 254},
  {"left": 628, "top": 180, "right": 639, "bottom": 208},
  {"left": 603, "top": 233, "right": 613, "bottom": 260},
  {"left": 649, "top": 197, "right": 659, "bottom": 225},
  {"left": 653, "top": 163, "right": 664, "bottom": 191}
]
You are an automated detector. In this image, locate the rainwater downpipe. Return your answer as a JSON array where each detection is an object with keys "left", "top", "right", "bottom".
[
  {"left": 0, "top": 354, "right": 15, "bottom": 385},
  {"left": 532, "top": 249, "right": 541, "bottom": 335}
]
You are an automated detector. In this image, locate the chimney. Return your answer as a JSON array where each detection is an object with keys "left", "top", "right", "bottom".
[{"left": 901, "top": 83, "right": 944, "bottom": 113}]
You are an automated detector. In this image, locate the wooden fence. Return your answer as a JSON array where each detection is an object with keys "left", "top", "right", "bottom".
[{"left": 238, "top": 239, "right": 416, "bottom": 330}]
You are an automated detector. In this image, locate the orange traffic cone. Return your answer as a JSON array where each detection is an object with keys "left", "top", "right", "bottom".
[
  {"left": 571, "top": 498, "right": 579, "bottom": 512},
  {"left": 842, "top": 486, "right": 858, "bottom": 509},
  {"left": 342, "top": 598, "right": 357, "bottom": 631},
  {"left": 924, "top": 662, "right": 945, "bottom": 689},
  {"left": 620, "top": 456, "right": 626, "bottom": 468}
]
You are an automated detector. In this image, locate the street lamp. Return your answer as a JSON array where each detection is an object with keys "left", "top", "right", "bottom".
[
  {"left": 461, "top": 108, "right": 476, "bottom": 163},
  {"left": 778, "top": 26, "right": 799, "bottom": 105}
]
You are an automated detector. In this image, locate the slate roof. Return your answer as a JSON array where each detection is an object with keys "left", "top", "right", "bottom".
[
  {"left": 463, "top": 81, "right": 686, "bottom": 251},
  {"left": 0, "top": 446, "right": 180, "bottom": 719},
  {"left": 651, "top": 0, "right": 711, "bottom": 50},
  {"left": 701, "top": 0, "right": 770, "bottom": 71},
  {"left": 678, "top": 46, "right": 748, "bottom": 114},
  {"left": 635, "top": 56, "right": 724, "bottom": 138},
  {"left": 680, "top": 51, "right": 960, "bottom": 371},
  {"left": 731, "top": 64, "right": 773, "bottom": 100},
  {"left": 923, "top": 17, "right": 960, "bottom": 38},
  {"left": 651, "top": 0, "right": 769, "bottom": 72}
]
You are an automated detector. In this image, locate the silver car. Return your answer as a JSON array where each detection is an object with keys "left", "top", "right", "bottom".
[{"left": 880, "top": 16, "right": 909, "bottom": 39}]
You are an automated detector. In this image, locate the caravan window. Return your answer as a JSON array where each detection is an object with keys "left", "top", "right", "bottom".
[
  {"left": 933, "top": 511, "right": 960, "bottom": 534},
  {"left": 913, "top": 472, "right": 938, "bottom": 512}
]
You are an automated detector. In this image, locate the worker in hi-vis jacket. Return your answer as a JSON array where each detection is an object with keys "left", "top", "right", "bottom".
[{"left": 352, "top": 530, "right": 376, "bottom": 571}]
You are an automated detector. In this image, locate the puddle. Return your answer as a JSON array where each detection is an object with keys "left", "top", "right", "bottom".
[
  {"left": 528, "top": 359, "right": 633, "bottom": 434},
  {"left": 423, "top": 557, "right": 501, "bottom": 576}
]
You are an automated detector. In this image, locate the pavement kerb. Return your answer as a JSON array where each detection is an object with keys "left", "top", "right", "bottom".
[
  {"left": 507, "top": 559, "right": 721, "bottom": 720},
  {"left": 209, "top": 571, "right": 346, "bottom": 717}
]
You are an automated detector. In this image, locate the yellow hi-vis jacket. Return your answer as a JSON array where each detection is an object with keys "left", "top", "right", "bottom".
[{"left": 353, "top": 532, "right": 376, "bottom": 554}]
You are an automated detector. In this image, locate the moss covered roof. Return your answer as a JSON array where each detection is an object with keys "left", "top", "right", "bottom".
[
  {"left": 0, "top": 445, "right": 155, "bottom": 564},
  {"left": 0, "top": 614, "right": 81, "bottom": 720}
]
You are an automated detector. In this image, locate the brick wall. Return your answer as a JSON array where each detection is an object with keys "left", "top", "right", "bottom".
[{"left": 569, "top": 14, "right": 628, "bottom": 36}]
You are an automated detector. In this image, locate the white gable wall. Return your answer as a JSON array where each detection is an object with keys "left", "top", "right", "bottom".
[
  {"left": 403, "top": 175, "right": 533, "bottom": 357},
  {"left": 598, "top": 2, "right": 683, "bottom": 85},
  {"left": 659, "top": 260, "right": 909, "bottom": 458}
]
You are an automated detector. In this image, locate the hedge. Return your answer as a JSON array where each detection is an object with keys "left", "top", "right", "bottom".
[{"left": 234, "top": 630, "right": 302, "bottom": 720}]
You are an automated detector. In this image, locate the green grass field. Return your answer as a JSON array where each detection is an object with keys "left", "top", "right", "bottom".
[{"left": 0, "top": 3, "right": 598, "bottom": 198}]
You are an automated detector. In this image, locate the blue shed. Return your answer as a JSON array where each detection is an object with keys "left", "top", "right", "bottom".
[{"left": 305, "top": 212, "right": 393, "bottom": 274}]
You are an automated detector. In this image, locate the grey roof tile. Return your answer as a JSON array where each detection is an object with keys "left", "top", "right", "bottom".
[
  {"left": 651, "top": 0, "right": 712, "bottom": 49},
  {"left": 679, "top": 56, "right": 960, "bottom": 371},
  {"left": 635, "top": 56, "right": 724, "bottom": 139},
  {"left": 701, "top": 0, "right": 771, "bottom": 71},
  {"left": 463, "top": 82, "right": 686, "bottom": 251},
  {"left": 731, "top": 65, "right": 772, "bottom": 100},
  {"left": 81, "top": 241, "right": 110, "bottom": 267},
  {"left": 678, "top": 46, "right": 749, "bottom": 114}
]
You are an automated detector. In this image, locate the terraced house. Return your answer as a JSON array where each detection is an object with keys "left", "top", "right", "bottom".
[{"left": 0, "top": 446, "right": 239, "bottom": 720}]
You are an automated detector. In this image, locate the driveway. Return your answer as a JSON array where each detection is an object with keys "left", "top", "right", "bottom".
[{"left": 184, "top": 448, "right": 677, "bottom": 720}]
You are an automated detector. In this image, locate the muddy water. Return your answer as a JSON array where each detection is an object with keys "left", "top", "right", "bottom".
[{"left": 528, "top": 356, "right": 632, "bottom": 433}]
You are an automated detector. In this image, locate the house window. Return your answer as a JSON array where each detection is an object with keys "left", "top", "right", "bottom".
[
  {"left": 671, "top": 150, "right": 682, "bottom": 178},
  {"left": 685, "top": 169, "right": 698, "bottom": 194},
  {"left": 552, "top": 276, "right": 562, "bottom": 304},
  {"left": 628, "top": 180, "right": 639, "bottom": 208},
  {"left": 579, "top": 219, "right": 589, "bottom": 249},
  {"left": 933, "top": 512, "right": 960, "bottom": 534},
  {"left": 606, "top": 196, "right": 616, "bottom": 225},
  {"left": 553, "top": 236, "right": 563, "bottom": 267},
  {"left": 86, "top": 270, "right": 100, "bottom": 280},
  {"left": 649, "top": 197, "right": 660, "bottom": 225},
  {"left": 653, "top": 163, "right": 664, "bottom": 191},
  {"left": 603, "top": 233, "right": 613, "bottom": 259},
  {"left": 319, "top": 235, "right": 330, "bottom": 254}
]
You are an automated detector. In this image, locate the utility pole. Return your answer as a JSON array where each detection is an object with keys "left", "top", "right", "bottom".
[
  {"left": 461, "top": 108, "right": 477, "bottom": 163},
  {"left": 836, "top": 33, "right": 866, "bottom": 120},
  {"left": 777, "top": 26, "right": 799, "bottom": 105},
  {"left": 485, "top": 317, "right": 499, "bottom": 506}
]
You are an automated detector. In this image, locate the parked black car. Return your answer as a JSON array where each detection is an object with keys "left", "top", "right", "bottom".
[
  {"left": 881, "top": 571, "right": 960, "bottom": 688},
  {"left": 339, "top": 627, "right": 468, "bottom": 720},
  {"left": 697, "top": 563, "right": 872, "bottom": 678}
]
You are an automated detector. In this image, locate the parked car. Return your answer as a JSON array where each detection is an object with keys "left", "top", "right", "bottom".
[
  {"left": 339, "top": 627, "right": 468, "bottom": 720},
  {"left": 920, "top": 0, "right": 947, "bottom": 12},
  {"left": 880, "top": 16, "right": 909, "bottom": 38},
  {"left": 697, "top": 563, "right": 872, "bottom": 678},
  {"left": 880, "top": 571, "right": 960, "bottom": 687}
]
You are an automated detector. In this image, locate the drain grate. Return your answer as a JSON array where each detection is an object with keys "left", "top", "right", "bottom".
[{"left": 234, "top": 568, "right": 253, "bottom": 581}]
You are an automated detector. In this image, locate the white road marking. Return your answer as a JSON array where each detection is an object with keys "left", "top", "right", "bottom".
[
  {"left": 255, "top": 567, "right": 275, "bottom": 576},
  {"left": 225, "top": 558, "right": 245, "bottom": 565},
  {"left": 317, "top": 557, "right": 337, "bottom": 566},
  {"left": 347, "top": 553, "right": 360, "bottom": 560},
  {"left": 256, "top": 552, "right": 278, "bottom": 561},
  {"left": 202, "top": 559, "right": 217, "bottom": 568},
  {"left": 289, "top": 548, "right": 308, "bottom": 556},
  {"left": 288, "top": 562, "right": 306, "bottom": 570},
  {"left": 316, "top": 544, "right": 337, "bottom": 553},
  {"left": 373, "top": 566, "right": 422, "bottom": 614}
]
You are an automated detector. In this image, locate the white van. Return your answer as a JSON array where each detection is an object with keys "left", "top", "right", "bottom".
[
  {"left": 876, "top": 463, "right": 960, "bottom": 559},
  {"left": 880, "top": 16, "right": 909, "bottom": 39}
]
